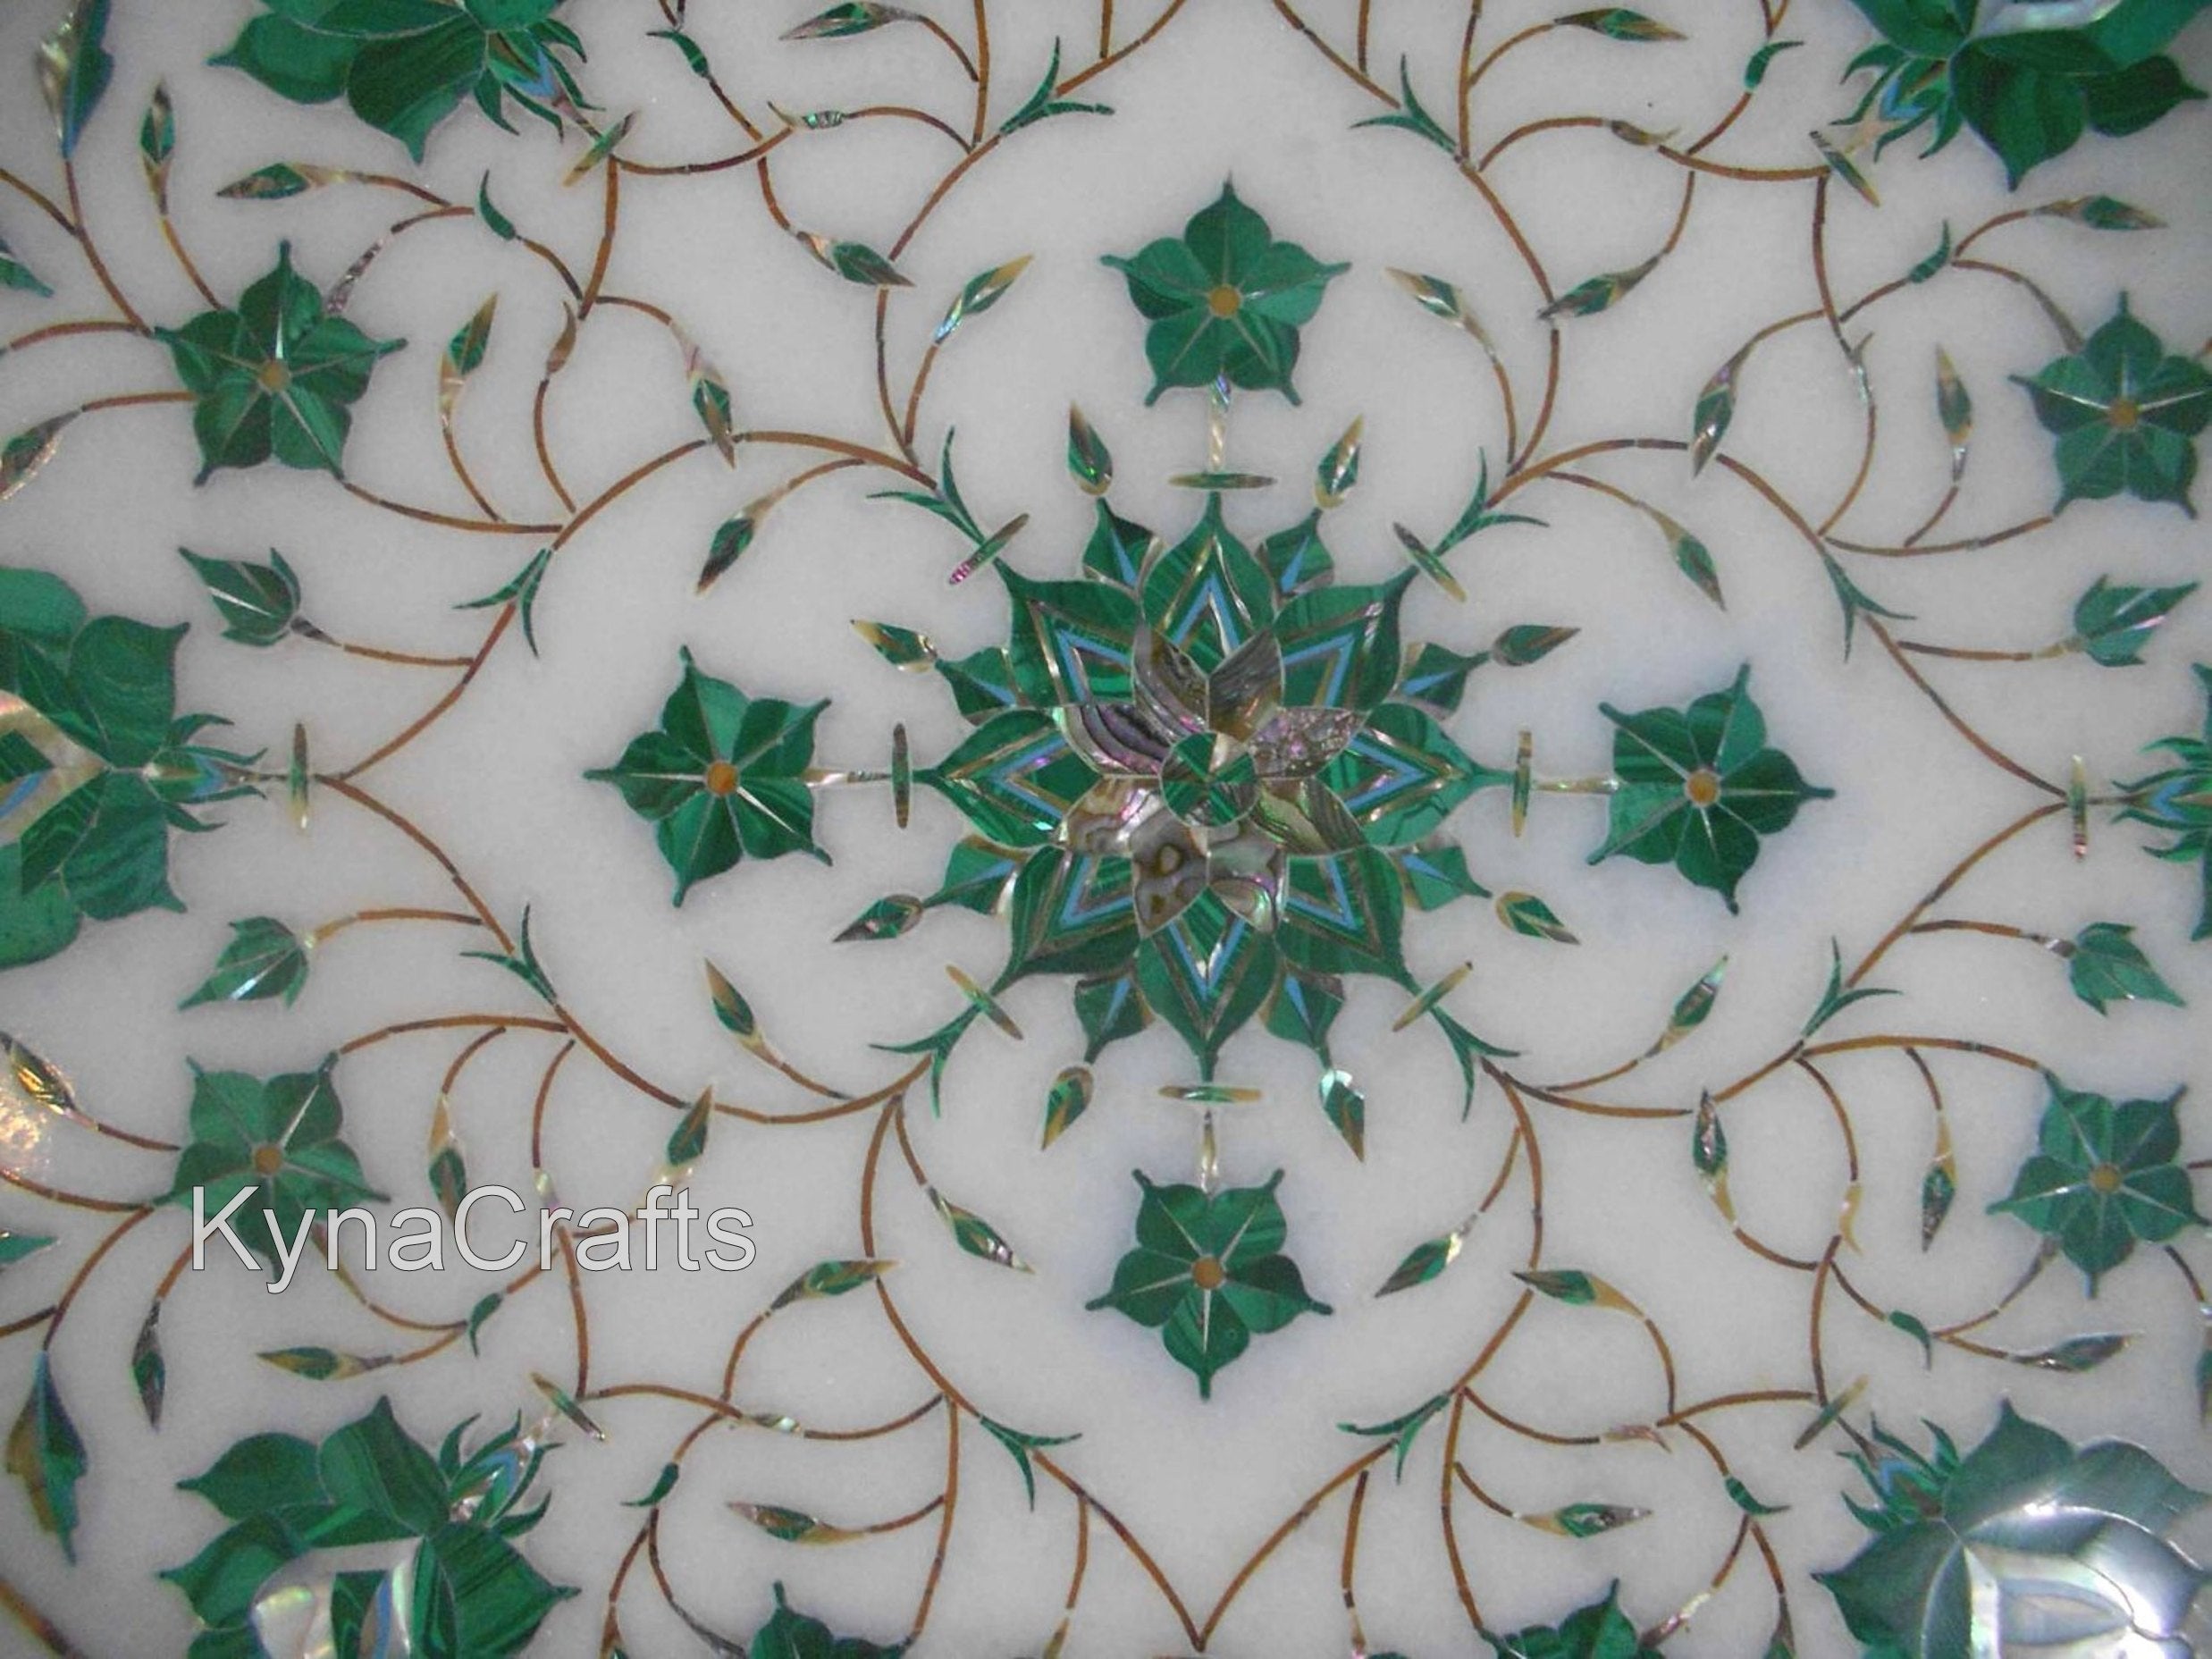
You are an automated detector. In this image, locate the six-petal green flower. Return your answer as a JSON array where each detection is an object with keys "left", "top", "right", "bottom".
[
  {"left": 587, "top": 650, "right": 829, "bottom": 904},
  {"left": 159, "top": 243, "right": 404, "bottom": 484},
  {"left": 1086, "top": 1170, "right": 1331, "bottom": 1397},
  {"left": 1989, "top": 1075, "right": 2203, "bottom": 1293},
  {"left": 2019, "top": 299, "right": 2212, "bottom": 514},
  {"left": 1103, "top": 182, "right": 1347, "bottom": 404}
]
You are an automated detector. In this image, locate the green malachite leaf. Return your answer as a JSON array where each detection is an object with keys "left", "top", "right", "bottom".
[
  {"left": 1745, "top": 37, "right": 1802, "bottom": 87},
  {"left": 731, "top": 1501, "right": 861, "bottom": 1544},
  {"left": 258, "top": 1346, "right": 389, "bottom": 1384},
  {"left": 696, "top": 514, "right": 759, "bottom": 595},
  {"left": 1648, "top": 509, "right": 1722, "bottom": 607},
  {"left": 1690, "top": 341, "right": 1751, "bottom": 475},
  {"left": 180, "top": 916, "right": 311, "bottom": 1008},
  {"left": 215, "top": 162, "right": 335, "bottom": 201},
  {"left": 935, "top": 255, "right": 1031, "bottom": 344},
  {"left": 463, "top": 907, "right": 557, "bottom": 1003},
  {"left": 1889, "top": 1308, "right": 1936, "bottom": 1366},
  {"left": 565, "top": 114, "right": 635, "bottom": 186},
  {"left": 1514, "top": 1267, "right": 1636, "bottom": 1314},
  {"left": 1066, "top": 405, "right": 1113, "bottom": 494},
  {"left": 2072, "top": 576, "right": 2196, "bottom": 665},
  {"left": 1693, "top": 1090, "right": 1732, "bottom": 1218},
  {"left": 1525, "top": 1502, "right": 1650, "bottom": 1538},
  {"left": 427, "top": 1100, "right": 467, "bottom": 1225},
  {"left": 702, "top": 958, "right": 760, "bottom": 1040},
  {"left": 139, "top": 81, "right": 174, "bottom": 198},
  {"left": 1375, "top": 1224, "right": 1469, "bottom": 1297},
  {"left": 2065, "top": 922, "right": 2184, "bottom": 1013},
  {"left": 648, "top": 26, "right": 711, "bottom": 76},
  {"left": 1340, "top": 1391, "right": 1449, "bottom": 1481},
  {"left": 750, "top": 1586, "right": 904, "bottom": 1658},
  {"left": 2, "top": 413, "right": 77, "bottom": 503},
  {"left": 1560, "top": 9, "right": 1685, "bottom": 42},
  {"left": 130, "top": 1302, "right": 164, "bottom": 1428},
  {"left": 836, "top": 893, "right": 923, "bottom": 942},
  {"left": 2020, "top": 299, "right": 2212, "bottom": 514},
  {"left": 38, "top": 0, "right": 113, "bottom": 160},
  {"left": 439, "top": 294, "right": 499, "bottom": 417},
  {"left": 1319, "top": 1068, "right": 1365, "bottom": 1158},
  {"left": 796, "top": 232, "right": 913, "bottom": 288},
  {"left": 180, "top": 548, "right": 303, "bottom": 647},
  {"left": 1493, "top": 624, "right": 1578, "bottom": 667},
  {"left": 854, "top": 619, "right": 937, "bottom": 670},
  {"left": 1935, "top": 346, "right": 1973, "bottom": 481},
  {"left": 458, "top": 545, "right": 551, "bottom": 655},
  {"left": 477, "top": 171, "right": 516, "bottom": 240},
  {"left": 770, "top": 1258, "right": 896, "bottom": 1310},
  {"left": 1495, "top": 890, "right": 1578, "bottom": 944},
  {"left": 1725, "top": 1475, "right": 1787, "bottom": 1515},
  {"left": 2039, "top": 194, "right": 2164, "bottom": 231},
  {"left": 2014, "top": 1332, "right": 2130, "bottom": 1371},
  {"left": 1000, "top": 38, "right": 1113, "bottom": 133},
  {"left": 0, "top": 1231, "right": 58, "bottom": 1269},
  {"left": 689, "top": 354, "right": 736, "bottom": 466},
  {"left": 930, "top": 1189, "right": 1030, "bottom": 1271},
  {"left": 6, "top": 1354, "right": 87, "bottom": 1561},
  {"left": 1907, "top": 220, "right": 1953, "bottom": 283},
  {"left": 625, "top": 1462, "right": 681, "bottom": 1508},
  {"left": 1387, "top": 267, "right": 1497, "bottom": 352},
  {"left": 1354, "top": 57, "right": 1460, "bottom": 156},
  {"left": 666, "top": 1088, "right": 713, "bottom": 1168},
  {"left": 1397, "top": 642, "right": 1484, "bottom": 713},
  {"left": 1040, "top": 1064, "right": 1092, "bottom": 1148},
  {"left": 0, "top": 232, "right": 53, "bottom": 298},
  {"left": 782, "top": 2, "right": 921, "bottom": 39},
  {"left": 1989, "top": 1077, "right": 2204, "bottom": 1292},
  {"left": 1922, "top": 1121, "right": 1957, "bottom": 1251},
  {"left": 979, "top": 1416, "right": 1080, "bottom": 1509},
  {"left": 1649, "top": 956, "right": 1726, "bottom": 1054},
  {"left": 1314, "top": 417, "right": 1362, "bottom": 509},
  {"left": 1485, "top": 1580, "right": 1659, "bottom": 1659},
  {"left": 463, "top": 1291, "right": 501, "bottom": 1354},
  {"left": 1539, "top": 254, "right": 1661, "bottom": 321}
]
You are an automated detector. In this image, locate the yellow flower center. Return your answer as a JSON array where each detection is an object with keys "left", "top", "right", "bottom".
[
  {"left": 2088, "top": 1162, "right": 2123, "bottom": 1195},
  {"left": 1191, "top": 1255, "right": 1227, "bottom": 1291},
  {"left": 1684, "top": 767, "right": 1722, "bottom": 807},
  {"left": 255, "top": 359, "right": 292, "bottom": 394},
  {"left": 2107, "top": 398, "right": 2141, "bottom": 431},
  {"left": 251, "top": 1143, "right": 285, "bottom": 1176},
  {"left": 1207, "top": 284, "right": 1242, "bottom": 319},
  {"left": 703, "top": 760, "right": 739, "bottom": 796}
]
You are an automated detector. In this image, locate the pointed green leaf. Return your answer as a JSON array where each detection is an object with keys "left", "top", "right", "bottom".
[
  {"left": 2065, "top": 922, "right": 2184, "bottom": 1014},
  {"left": 7, "top": 1354, "right": 88, "bottom": 1560},
  {"left": 181, "top": 916, "right": 311, "bottom": 1008}
]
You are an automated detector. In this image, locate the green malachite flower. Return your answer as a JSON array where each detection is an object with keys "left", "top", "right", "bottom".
[
  {"left": 1103, "top": 183, "right": 1348, "bottom": 404},
  {"left": 1591, "top": 665, "right": 1830, "bottom": 912},
  {"left": 158, "top": 243, "right": 404, "bottom": 484},
  {"left": 1087, "top": 1172, "right": 1330, "bottom": 1397},
  {"left": 2019, "top": 299, "right": 2212, "bottom": 514},
  {"left": 1818, "top": 1405, "right": 2208, "bottom": 1655},
  {"left": 1988, "top": 1076, "right": 2202, "bottom": 1292},
  {"left": 2121, "top": 661, "right": 2212, "bottom": 937},
  {"left": 213, "top": 0, "right": 588, "bottom": 160},
  {"left": 587, "top": 651, "right": 829, "bottom": 904}
]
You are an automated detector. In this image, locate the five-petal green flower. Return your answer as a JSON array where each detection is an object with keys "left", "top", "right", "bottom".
[
  {"left": 159, "top": 243, "right": 404, "bottom": 484},
  {"left": 1087, "top": 1171, "right": 1330, "bottom": 1397},
  {"left": 1102, "top": 183, "right": 1348, "bottom": 404},
  {"left": 1988, "top": 1076, "right": 2202, "bottom": 1293},
  {"left": 2019, "top": 299, "right": 2212, "bottom": 514},
  {"left": 587, "top": 650, "right": 828, "bottom": 904},
  {"left": 160, "top": 1061, "right": 384, "bottom": 1273},
  {"left": 1590, "top": 665, "right": 1831, "bottom": 912}
]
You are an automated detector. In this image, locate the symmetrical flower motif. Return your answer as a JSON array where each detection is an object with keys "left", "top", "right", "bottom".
[
  {"left": 2123, "top": 661, "right": 2212, "bottom": 936},
  {"left": 159, "top": 1061, "right": 383, "bottom": 1272},
  {"left": 1988, "top": 1076, "right": 2202, "bottom": 1292},
  {"left": 587, "top": 651, "right": 829, "bottom": 904},
  {"left": 1592, "top": 666, "right": 1830, "bottom": 913},
  {"left": 1482, "top": 1581, "right": 1659, "bottom": 1659},
  {"left": 214, "top": 0, "right": 589, "bottom": 159},
  {"left": 164, "top": 1398, "right": 573, "bottom": 1657},
  {"left": 2019, "top": 299, "right": 2212, "bottom": 514},
  {"left": 1817, "top": 1404, "right": 2208, "bottom": 1655},
  {"left": 1102, "top": 182, "right": 1348, "bottom": 404},
  {"left": 1086, "top": 1172, "right": 1329, "bottom": 1397},
  {"left": 1839, "top": 0, "right": 2208, "bottom": 185},
  {"left": 159, "top": 244, "right": 405, "bottom": 484}
]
